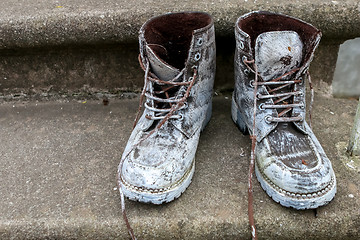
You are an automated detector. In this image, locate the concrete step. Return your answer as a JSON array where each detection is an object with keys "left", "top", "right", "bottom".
[
  {"left": 1, "top": 0, "right": 359, "bottom": 49},
  {"left": 1, "top": 93, "right": 360, "bottom": 239},
  {"left": 1, "top": 1, "right": 360, "bottom": 239},
  {"left": 0, "top": 0, "right": 359, "bottom": 95}
]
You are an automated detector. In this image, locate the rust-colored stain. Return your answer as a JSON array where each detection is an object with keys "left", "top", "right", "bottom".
[
  {"left": 288, "top": 46, "right": 292, "bottom": 51},
  {"left": 301, "top": 159, "right": 308, "bottom": 165}
]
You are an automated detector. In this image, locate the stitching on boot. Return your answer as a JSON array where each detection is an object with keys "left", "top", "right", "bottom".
[{"left": 258, "top": 167, "right": 335, "bottom": 199}]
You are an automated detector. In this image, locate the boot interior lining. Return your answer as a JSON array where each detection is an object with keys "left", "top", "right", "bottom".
[
  {"left": 238, "top": 12, "right": 321, "bottom": 64},
  {"left": 144, "top": 12, "right": 212, "bottom": 70}
]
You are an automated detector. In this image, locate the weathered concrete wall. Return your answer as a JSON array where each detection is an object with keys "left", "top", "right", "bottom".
[
  {"left": 0, "top": 44, "right": 142, "bottom": 93},
  {"left": 0, "top": 39, "right": 341, "bottom": 95}
]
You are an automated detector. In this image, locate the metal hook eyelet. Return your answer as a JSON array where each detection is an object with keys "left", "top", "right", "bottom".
[
  {"left": 194, "top": 52, "right": 201, "bottom": 61},
  {"left": 265, "top": 115, "right": 272, "bottom": 123},
  {"left": 242, "top": 55, "right": 248, "bottom": 63},
  {"left": 249, "top": 80, "right": 255, "bottom": 88},
  {"left": 145, "top": 114, "right": 152, "bottom": 120},
  {"left": 259, "top": 103, "right": 265, "bottom": 110},
  {"left": 244, "top": 69, "right": 250, "bottom": 75},
  {"left": 239, "top": 40, "right": 244, "bottom": 50},
  {"left": 298, "top": 77, "right": 304, "bottom": 85},
  {"left": 300, "top": 102, "right": 305, "bottom": 109}
]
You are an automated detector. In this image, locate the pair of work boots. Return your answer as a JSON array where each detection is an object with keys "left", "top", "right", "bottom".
[{"left": 117, "top": 11, "right": 336, "bottom": 210}]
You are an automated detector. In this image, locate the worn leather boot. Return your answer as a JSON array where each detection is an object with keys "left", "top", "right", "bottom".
[
  {"left": 118, "top": 12, "right": 215, "bottom": 204},
  {"left": 232, "top": 11, "right": 336, "bottom": 209}
]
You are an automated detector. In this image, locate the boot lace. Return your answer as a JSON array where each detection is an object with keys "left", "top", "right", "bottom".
[
  {"left": 134, "top": 54, "right": 194, "bottom": 124},
  {"left": 242, "top": 56, "right": 314, "bottom": 240},
  {"left": 243, "top": 57, "right": 314, "bottom": 124},
  {"left": 117, "top": 54, "right": 197, "bottom": 240}
]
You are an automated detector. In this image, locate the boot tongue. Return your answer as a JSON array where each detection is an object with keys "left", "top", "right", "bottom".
[
  {"left": 146, "top": 44, "right": 181, "bottom": 81},
  {"left": 255, "top": 31, "right": 303, "bottom": 81}
]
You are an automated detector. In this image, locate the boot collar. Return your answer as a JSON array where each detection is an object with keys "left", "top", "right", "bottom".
[
  {"left": 139, "top": 11, "right": 214, "bottom": 73},
  {"left": 137, "top": 12, "right": 215, "bottom": 138},
  {"left": 235, "top": 11, "right": 321, "bottom": 68}
]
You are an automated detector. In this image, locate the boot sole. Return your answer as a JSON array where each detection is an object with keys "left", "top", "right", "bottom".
[
  {"left": 120, "top": 159, "right": 195, "bottom": 204},
  {"left": 231, "top": 93, "right": 337, "bottom": 209},
  {"left": 120, "top": 102, "right": 212, "bottom": 204},
  {"left": 255, "top": 164, "right": 336, "bottom": 209}
]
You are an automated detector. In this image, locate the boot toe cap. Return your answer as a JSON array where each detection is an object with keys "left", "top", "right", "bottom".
[
  {"left": 119, "top": 129, "right": 197, "bottom": 195},
  {"left": 258, "top": 154, "right": 335, "bottom": 195}
]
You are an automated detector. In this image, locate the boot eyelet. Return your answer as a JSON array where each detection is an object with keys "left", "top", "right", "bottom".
[
  {"left": 239, "top": 40, "right": 244, "bottom": 50},
  {"left": 299, "top": 92, "right": 304, "bottom": 97},
  {"left": 298, "top": 77, "right": 303, "bottom": 85},
  {"left": 249, "top": 80, "right": 255, "bottom": 88},
  {"left": 188, "top": 77, "right": 194, "bottom": 81},
  {"left": 178, "top": 114, "right": 184, "bottom": 120},
  {"left": 242, "top": 55, "right": 247, "bottom": 63},
  {"left": 192, "top": 65, "right": 198, "bottom": 71},
  {"left": 265, "top": 115, "right": 272, "bottom": 123},
  {"left": 194, "top": 52, "right": 201, "bottom": 61},
  {"left": 244, "top": 69, "right": 250, "bottom": 75},
  {"left": 259, "top": 103, "right": 265, "bottom": 110},
  {"left": 196, "top": 38, "right": 203, "bottom": 46},
  {"left": 300, "top": 102, "right": 305, "bottom": 109}
]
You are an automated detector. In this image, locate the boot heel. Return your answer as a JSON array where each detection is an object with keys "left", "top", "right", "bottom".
[
  {"left": 231, "top": 94, "right": 249, "bottom": 135},
  {"left": 201, "top": 102, "right": 212, "bottom": 132}
]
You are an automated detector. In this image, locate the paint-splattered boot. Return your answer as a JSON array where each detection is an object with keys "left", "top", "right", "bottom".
[
  {"left": 118, "top": 12, "right": 215, "bottom": 204},
  {"left": 232, "top": 11, "right": 336, "bottom": 209}
]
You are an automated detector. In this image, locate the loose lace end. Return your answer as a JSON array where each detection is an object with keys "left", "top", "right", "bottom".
[
  {"left": 244, "top": 58, "right": 258, "bottom": 240},
  {"left": 118, "top": 181, "right": 137, "bottom": 240}
]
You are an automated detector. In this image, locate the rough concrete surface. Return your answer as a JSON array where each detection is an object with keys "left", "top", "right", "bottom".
[
  {"left": 0, "top": 0, "right": 359, "bottom": 49},
  {"left": 0, "top": 44, "right": 143, "bottom": 93},
  {"left": 0, "top": 39, "right": 340, "bottom": 95},
  {"left": 1, "top": 91, "right": 360, "bottom": 239}
]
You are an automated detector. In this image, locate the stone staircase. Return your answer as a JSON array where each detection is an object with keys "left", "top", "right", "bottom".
[{"left": 1, "top": 0, "right": 360, "bottom": 239}]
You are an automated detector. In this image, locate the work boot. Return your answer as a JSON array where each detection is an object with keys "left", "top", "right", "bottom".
[
  {"left": 232, "top": 11, "right": 336, "bottom": 209},
  {"left": 118, "top": 12, "right": 215, "bottom": 204}
]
